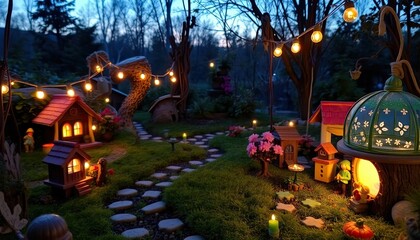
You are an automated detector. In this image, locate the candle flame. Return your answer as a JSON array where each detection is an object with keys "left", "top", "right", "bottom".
[{"left": 271, "top": 214, "right": 276, "bottom": 220}]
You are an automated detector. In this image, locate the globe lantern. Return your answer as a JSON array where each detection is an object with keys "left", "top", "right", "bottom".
[{"left": 337, "top": 75, "right": 420, "bottom": 221}]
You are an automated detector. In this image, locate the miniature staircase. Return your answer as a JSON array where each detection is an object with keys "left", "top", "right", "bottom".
[{"left": 75, "top": 181, "right": 92, "bottom": 196}]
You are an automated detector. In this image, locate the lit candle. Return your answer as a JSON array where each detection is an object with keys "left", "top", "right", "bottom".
[
  {"left": 182, "top": 133, "right": 187, "bottom": 141},
  {"left": 268, "top": 214, "right": 279, "bottom": 238},
  {"left": 293, "top": 164, "right": 298, "bottom": 170}
]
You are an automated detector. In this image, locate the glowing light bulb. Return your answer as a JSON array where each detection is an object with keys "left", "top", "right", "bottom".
[
  {"left": 169, "top": 71, "right": 174, "bottom": 77},
  {"left": 154, "top": 78, "right": 160, "bottom": 86},
  {"left": 84, "top": 162, "right": 90, "bottom": 170},
  {"left": 343, "top": 1, "right": 358, "bottom": 23},
  {"left": 311, "top": 26, "right": 323, "bottom": 43},
  {"left": 140, "top": 73, "right": 146, "bottom": 80},
  {"left": 105, "top": 97, "right": 110, "bottom": 103},
  {"left": 1, "top": 85, "right": 9, "bottom": 94},
  {"left": 92, "top": 125, "right": 97, "bottom": 131},
  {"left": 170, "top": 76, "right": 177, "bottom": 83},
  {"left": 36, "top": 88, "right": 45, "bottom": 99},
  {"left": 85, "top": 81, "right": 93, "bottom": 92},
  {"left": 117, "top": 71, "right": 124, "bottom": 79},
  {"left": 209, "top": 62, "right": 215, "bottom": 68},
  {"left": 291, "top": 40, "right": 301, "bottom": 53},
  {"left": 95, "top": 65, "right": 103, "bottom": 73},
  {"left": 67, "top": 87, "right": 75, "bottom": 97},
  {"left": 273, "top": 44, "right": 283, "bottom": 57}
]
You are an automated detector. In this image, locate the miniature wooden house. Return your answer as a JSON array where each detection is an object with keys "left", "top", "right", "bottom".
[
  {"left": 33, "top": 94, "right": 103, "bottom": 144},
  {"left": 148, "top": 94, "right": 181, "bottom": 123},
  {"left": 274, "top": 126, "right": 302, "bottom": 168},
  {"left": 312, "top": 143, "right": 339, "bottom": 183},
  {"left": 43, "top": 140, "right": 93, "bottom": 198},
  {"left": 309, "top": 101, "right": 354, "bottom": 143}
]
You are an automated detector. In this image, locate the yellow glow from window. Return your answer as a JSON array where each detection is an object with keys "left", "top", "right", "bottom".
[
  {"left": 68, "top": 158, "right": 81, "bottom": 174},
  {"left": 354, "top": 158, "right": 380, "bottom": 197},
  {"left": 62, "top": 123, "right": 73, "bottom": 137},
  {"left": 74, "top": 121, "right": 83, "bottom": 136}
]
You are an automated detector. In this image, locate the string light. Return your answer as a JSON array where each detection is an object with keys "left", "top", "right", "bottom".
[
  {"left": 1, "top": 85, "right": 9, "bottom": 94},
  {"left": 169, "top": 71, "right": 174, "bottom": 77},
  {"left": 343, "top": 0, "right": 358, "bottom": 23},
  {"left": 154, "top": 78, "right": 160, "bottom": 86},
  {"left": 36, "top": 87, "right": 45, "bottom": 99},
  {"left": 95, "top": 65, "right": 103, "bottom": 73},
  {"left": 66, "top": 85, "right": 75, "bottom": 97},
  {"left": 91, "top": 125, "right": 97, "bottom": 131},
  {"left": 209, "top": 61, "right": 215, "bottom": 68},
  {"left": 311, "top": 25, "right": 323, "bottom": 43},
  {"left": 117, "top": 71, "right": 124, "bottom": 79},
  {"left": 105, "top": 97, "right": 110, "bottom": 103},
  {"left": 84, "top": 79, "right": 93, "bottom": 92},
  {"left": 170, "top": 76, "right": 177, "bottom": 83},
  {"left": 273, "top": 44, "right": 283, "bottom": 57},
  {"left": 140, "top": 72, "right": 146, "bottom": 80},
  {"left": 291, "top": 39, "right": 301, "bottom": 53}
]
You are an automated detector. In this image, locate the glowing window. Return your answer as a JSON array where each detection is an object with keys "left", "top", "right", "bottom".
[
  {"left": 67, "top": 159, "right": 81, "bottom": 174},
  {"left": 74, "top": 121, "right": 83, "bottom": 136},
  {"left": 354, "top": 158, "right": 380, "bottom": 198},
  {"left": 62, "top": 123, "right": 72, "bottom": 137}
]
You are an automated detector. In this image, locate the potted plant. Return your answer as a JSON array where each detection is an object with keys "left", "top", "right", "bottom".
[{"left": 98, "top": 107, "right": 122, "bottom": 141}]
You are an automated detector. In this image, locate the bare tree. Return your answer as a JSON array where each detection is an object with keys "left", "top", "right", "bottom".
[{"left": 123, "top": 0, "right": 152, "bottom": 55}]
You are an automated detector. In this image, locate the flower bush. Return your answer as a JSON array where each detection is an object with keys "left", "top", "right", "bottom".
[
  {"left": 246, "top": 131, "right": 283, "bottom": 162},
  {"left": 98, "top": 107, "right": 122, "bottom": 134},
  {"left": 227, "top": 125, "right": 245, "bottom": 137},
  {"left": 298, "top": 134, "right": 316, "bottom": 158}
]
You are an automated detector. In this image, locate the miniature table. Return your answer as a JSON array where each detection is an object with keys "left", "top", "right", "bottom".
[
  {"left": 167, "top": 138, "right": 180, "bottom": 152},
  {"left": 288, "top": 164, "right": 305, "bottom": 184}
]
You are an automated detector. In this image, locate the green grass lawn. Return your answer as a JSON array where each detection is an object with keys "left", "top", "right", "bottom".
[{"left": 3, "top": 112, "right": 404, "bottom": 239}]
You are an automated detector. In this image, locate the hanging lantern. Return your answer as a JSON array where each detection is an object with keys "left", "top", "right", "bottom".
[
  {"left": 311, "top": 25, "right": 323, "bottom": 43},
  {"left": 343, "top": 1, "right": 358, "bottom": 23},
  {"left": 273, "top": 44, "right": 283, "bottom": 57},
  {"left": 36, "top": 87, "right": 45, "bottom": 99},
  {"left": 66, "top": 85, "right": 75, "bottom": 97},
  {"left": 291, "top": 39, "right": 301, "bottom": 53}
]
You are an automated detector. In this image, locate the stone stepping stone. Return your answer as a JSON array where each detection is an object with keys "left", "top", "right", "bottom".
[
  {"left": 210, "top": 154, "right": 223, "bottom": 158},
  {"left": 302, "top": 198, "right": 321, "bottom": 208},
  {"left": 187, "top": 138, "right": 197, "bottom": 142},
  {"left": 142, "top": 190, "right": 161, "bottom": 199},
  {"left": 151, "top": 172, "right": 167, "bottom": 179},
  {"left": 152, "top": 136, "right": 163, "bottom": 140},
  {"left": 166, "top": 165, "right": 182, "bottom": 172},
  {"left": 138, "top": 131, "right": 148, "bottom": 135},
  {"left": 110, "top": 213, "right": 137, "bottom": 223},
  {"left": 156, "top": 182, "right": 173, "bottom": 188},
  {"left": 108, "top": 200, "right": 133, "bottom": 210},
  {"left": 194, "top": 135, "right": 204, "bottom": 139},
  {"left": 276, "top": 202, "right": 297, "bottom": 213},
  {"left": 117, "top": 188, "right": 138, "bottom": 198},
  {"left": 215, "top": 132, "right": 224, "bottom": 135},
  {"left": 182, "top": 168, "right": 196, "bottom": 173},
  {"left": 207, "top": 148, "right": 219, "bottom": 153},
  {"left": 194, "top": 141, "right": 205, "bottom": 145},
  {"left": 205, "top": 133, "right": 215, "bottom": 137},
  {"left": 158, "top": 218, "right": 184, "bottom": 232},
  {"left": 301, "top": 216, "right": 325, "bottom": 229},
  {"left": 170, "top": 175, "right": 180, "bottom": 181},
  {"left": 140, "top": 135, "right": 152, "bottom": 140},
  {"left": 141, "top": 201, "right": 166, "bottom": 214},
  {"left": 276, "top": 191, "right": 295, "bottom": 201},
  {"left": 135, "top": 180, "right": 154, "bottom": 187},
  {"left": 205, "top": 158, "right": 216, "bottom": 163},
  {"left": 184, "top": 236, "right": 205, "bottom": 240},
  {"left": 201, "top": 138, "right": 209, "bottom": 142},
  {"left": 199, "top": 145, "right": 209, "bottom": 149},
  {"left": 121, "top": 228, "right": 149, "bottom": 239},
  {"left": 189, "top": 160, "right": 203, "bottom": 166}
]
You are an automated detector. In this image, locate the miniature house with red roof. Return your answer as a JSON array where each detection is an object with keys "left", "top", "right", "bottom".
[
  {"left": 274, "top": 126, "right": 302, "bottom": 168},
  {"left": 43, "top": 140, "right": 93, "bottom": 198},
  {"left": 32, "top": 94, "right": 102, "bottom": 145},
  {"left": 309, "top": 101, "right": 354, "bottom": 143}
]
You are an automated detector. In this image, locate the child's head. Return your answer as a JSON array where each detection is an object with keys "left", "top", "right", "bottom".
[{"left": 339, "top": 160, "right": 351, "bottom": 170}]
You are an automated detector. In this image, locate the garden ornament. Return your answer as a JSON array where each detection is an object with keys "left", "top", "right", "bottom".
[
  {"left": 23, "top": 128, "right": 35, "bottom": 153},
  {"left": 336, "top": 160, "right": 351, "bottom": 196}
]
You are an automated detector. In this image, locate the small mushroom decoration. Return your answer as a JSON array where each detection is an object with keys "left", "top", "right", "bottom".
[{"left": 343, "top": 218, "right": 374, "bottom": 240}]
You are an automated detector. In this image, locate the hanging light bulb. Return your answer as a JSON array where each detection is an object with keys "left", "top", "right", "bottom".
[
  {"left": 92, "top": 124, "right": 97, "bottom": 131},
  {"left": 95, "top": 65, "right": 103, "bottom": 73},
  {"left": 311, "top": 25, "right": 323, "bottom": 43},
  {"left": 105, "top": 97, "right": 110, "bottom": 103},
  {"left": 273, "top": 44, "right": 283, "bottom": 57},
  {"left": 169, "top": 70, "right": 174, "bottom": 77},
  {"left": 154, "top": 78, "right": 160, "bottom": 86},
  {"left": 170, "top": 76, "right": 177, "bottom": 83},
  {"left": 291, "top": 39, "right": 301, "bottom": 53},
  {"left": 140, "top": 72, "right": 146, "bottom": 80},
  {"left": 85, "top": 79, "right": 93, "bottom": 92},
  {"left": 66, "top": 85, "right": 75, "bottom": 97},
  {"left": 117, "top": 71, "right": 124, "bottom": 79},
  {"left": 209, "top": 61, "right": 215, "bottom": 68},
  {"left": 1, "top": 84, "right": 9, "bottom": 94},
  {"left": 343, "top": 1, "right": 358, "bottom": 23},
  {"left": 36, "top": 87, "right": 45, "bottom": 99}
]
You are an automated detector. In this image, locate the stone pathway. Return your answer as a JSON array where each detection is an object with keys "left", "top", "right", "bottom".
[{"left": 108, "top": 122, "right": 225, "bottom": 239}]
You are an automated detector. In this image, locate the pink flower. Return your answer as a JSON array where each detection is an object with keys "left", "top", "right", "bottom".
[
  {"left": 273, "top": 145, "right": 284, "bottom": 155},
  {"left": 248, "top": 134, "right": 259, "bottom": 143},
  {"left": 246, "top": 143, "right": 257, "bottom": 156},
  {"left": 259, "top": 141, "right": 272, "bottom": 152},
  {"left": 262, "top": 132, "right": 274, "bottom": 142}
]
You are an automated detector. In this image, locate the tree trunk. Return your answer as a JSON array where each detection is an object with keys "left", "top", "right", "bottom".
[
  {"left": 373, "top": 163, "right": 420, "bottom": 221},
  {"left": 257, "top": 160, "right": 271, "bottom": 177}
]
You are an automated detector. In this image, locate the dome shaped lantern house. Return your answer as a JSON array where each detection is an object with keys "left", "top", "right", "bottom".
[{"left": 337, "top": 76, "right": 420, "bottom": 220}]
